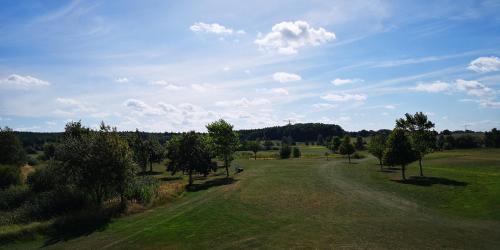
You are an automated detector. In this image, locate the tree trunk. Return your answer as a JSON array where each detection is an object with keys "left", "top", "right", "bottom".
[
  {"left": 254, "top": 152, "right": 257, "bottom": 160},
  {"left": 401, "top": 164, "right": 406, "bottom": 180},
  {"left": 149, "top": 160, "right": 153, "bottom": 172},
  {"left": 348, "top": 154, "right": 351, "bottom": 164},
  {"left": 188, "top": 169, "right": 193, "bottom": 186},
  {"left": 379, "top": 158, "right": 383, "bottom": 171},
  {"left": 225, "top": 156, "right": 229, "bottom": 178},
  {"left": 419, "top": 158, "right": 424, "bottom": 177},
  {"left": 120, "top": 192, "right": 126, "bottom": 209}
]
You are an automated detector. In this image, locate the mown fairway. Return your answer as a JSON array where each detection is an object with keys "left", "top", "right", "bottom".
[{"left": 3, "top": 149, "right": 500, "bottom": 249}]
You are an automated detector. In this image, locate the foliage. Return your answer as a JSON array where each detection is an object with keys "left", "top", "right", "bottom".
[
  {"left": 327, "top": 136, "right": 341, "bottom": 153},
  {"left": 239, "top": 123, "right": 344, "bottom": 142},
  {"left": 0, "top": 165, "right": 21, "bottom": 190},
  {"left": 56, "top": 122, "right": 135, "bottom": 205},
  {"left": 264, "top": 140, "right": 274, "bottom": 150},
  {"left": 42, "top": 143, "right": 56, "bottom": 160},
  {"left": 368, "top": 134, "right": 386, "bottom": 168},
  {"left": 125, "top": 176, "right": 160, "bottom": 204},
  {"left": 0, "top": 185, "right": 31, "bottom": 211},
  {"left": 485, "top": 128, "right": 500, "bottom": 148},
  {"left": 355, "top": 136, "right": 364, "bottom": 150},
  {"left": 247, "top": 140, "right": 262, "bottom": 160},
  {"left": 292, "top": 147, "right": 301, "bottom": 158},
  {"left": 383, "top": 129, "right": 417, "bottom": 180},
  {"left": 339, "top": 135, "right": 355, "bottom": 163},
  {"left": 27, "top": 163, "right": 64, "bottom": 193},
  {"left": 206, "top": 119, "right": 239, "bottom": 178},
  {"left": 166, "top": 132, "right": 217, "bottom": 185},
  {"left": 0, "top": 127, "right": 26, "bottom": 165},
  {"left": 279, "top": 144, "right": 292, "bottom": 159}
]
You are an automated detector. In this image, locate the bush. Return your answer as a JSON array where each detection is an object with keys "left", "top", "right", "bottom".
[
  {"left": 27, "top": 165, "right": 63, "bottom": 193},
  {"left": 0, "top": 165, "right": 21, "bottom": 189},
  {"left": 352, "top": 152, "right": 365, "bottom": 159},
  {"left": 292, "top": 147, "right": 301, "bottom": 158},
  {"left": 0, "top": 185, "right": 31, "bottom": 211},
  {"left": 26, "top": 155, "right": 39, "bottom": 166},
  {"left": 455, "top": 135, "right": 482, "bottom": 149},
  {"left": 280, "top": 144, "right": 292, "bottom": 159},
  {"left": 24, "top": 188, "right": 86, "bottom": 221},
  {"left": 125, "top": 176, "right": 160, "bottom": 204}
]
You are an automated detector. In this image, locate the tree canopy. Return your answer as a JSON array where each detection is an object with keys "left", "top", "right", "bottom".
[{"left": 206, "top": 119, "right": 239, "bottom": 178}]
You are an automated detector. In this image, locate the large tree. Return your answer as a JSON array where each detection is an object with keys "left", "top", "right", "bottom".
[
  {"left": 0, "top": 127, "right": 26, "bottom": 165},
  {"left": 206, "top": 119, "right": 239, "bottom": 178},
  {"left": 339, "top": 135, "right": 355, "bottom": 164},
  {"left": 328, "top": 136, "right": 341, "bottom": 153},
  {"left": 247, "top": 140, "right": 262, "bottom": 160},
  {"left": 396, "top": 112, "right": 435, "bottom": 177},
  {"left": 383, "top": 129, "right": 417, "bottom": 180},
  {"left": 166, "top": 132, "right": 216, "bottom": 185},
  {"left": 56, "top": 122, "right": 135, "bottom": 206},
  {"left": 368, "top": 134, "right": 386, "bottom": 170}
]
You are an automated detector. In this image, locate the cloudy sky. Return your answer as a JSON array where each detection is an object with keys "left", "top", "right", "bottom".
[{"left": 1, "top": 0, "right": 500, "bottom": 132}]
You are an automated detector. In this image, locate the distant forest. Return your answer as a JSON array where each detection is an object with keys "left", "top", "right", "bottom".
[{"left": 12, "top": 123, "right": 492, "bottom": 151}]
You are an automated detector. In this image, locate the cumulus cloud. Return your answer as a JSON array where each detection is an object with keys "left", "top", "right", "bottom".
[
  {"left": 455, "top": 79, "right": 494, "bottom": 97},
  {"left": 272, "top": 72, "right": 302, "bottom": 83},
  {"left": 190, "top": 22, "right": 244, "bottom": 35},
  {"left": 115, "top": 77, "right": 129, "bottom": 83},
  {"left": 467, "top": 56, "right": 500, "bottom": 73},
  {"left": 413, "top": 81, "right": 450, "bottom": 93},
  {"left": 54, "top": 97, "right": 100, "bottom": 117},
  {"left": 215, "top": 98, "right": 270, "bottom": 108},
  {"left": 321, "top": 93, "right": 367, "bottom": 102},
  {"left": 0, "top": 74, "right": 50, "bottom": 89},
  {"left": 255, "top": 20, "right": 335, "bottom": 55},
  {"left": 331, "top": 78, "right": 363, "bottom": 86},
  {"left": 123, "top": 99, "right": 163, "bottom": 116}
]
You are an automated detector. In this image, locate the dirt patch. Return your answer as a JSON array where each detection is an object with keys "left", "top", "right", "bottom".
[{"left": 20, "top": 165, "right": 35, "bottom": 184}]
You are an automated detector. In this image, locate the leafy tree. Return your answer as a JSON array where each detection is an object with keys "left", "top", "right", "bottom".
[
  {"left": 396, "top": 112, "right": 435, "bottom": 176},
  {"left": 132, "top": 129, "right": 150, "bottom": 172},
  {"left": 43, "top": 143, "right": 56, "bottom": 160},
  {"left": 292, "top": 147, "right": 301, "bottom": 158},
  {"left": 166, "top": 132, "right": 216, "bottom": 185},
  {"left": 328, "top": 136, "right": 341, "bottom": 153},
  {"left": 280, "top": 143, "right": 292, "bottom": 159},
  {"left": 264, "top": 140, "right": 274, "bottom": 150},
  {"left": 56, "top": 122, "right": 135, "bottom": 206},
  {"left": 317, "top": 134, "right": 324, "bottom": 145},
  {"left": 383, "top": 129, "right": 417, "bottom": 180},
  {"left": 485, "top": 128, "right": 500, "bottom": 148},
  {"left": 339, "top": 135, "right": 355, "bottom": 164},
  {"left": 355, "top": 136, "right": 365, "bottom": 150},
  {"left": 147, "top": 138, "right": 165, "bottom": 172},
  {"left": 64, "top": 121, "right": 90, "bottom": 138},
  {"left": 0, "top": 165, "right": 21, "bottom": 189},
  {"left": 368, "top": 134, "right": 386, "bottom": 170},
  {"left": 206, "top": 119, "right": 239, "bottom": 178},
  {"left": 0, "top": 127, "right": 26, "bottom": 165},
  {"left": 247, "top": 140, "right": 262, "bottom": 160}
]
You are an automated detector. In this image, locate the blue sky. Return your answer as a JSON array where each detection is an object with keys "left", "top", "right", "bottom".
[{"left": 1, "top": 0, "right": 500, "bottom": 132}]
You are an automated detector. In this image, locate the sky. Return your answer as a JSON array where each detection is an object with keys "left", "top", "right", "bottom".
[{"left": 1, "top": 0, "right": 500, "bottom": 132}]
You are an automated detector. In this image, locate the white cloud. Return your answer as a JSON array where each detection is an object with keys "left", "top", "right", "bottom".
[
  {"left": 331, "top": 78, "right": 363, "bottom": 86},
  {"left": 215, "top": 98, "right": 270, "bottom": 108},
  {"left": 190, "top": 22, "right": 244, "bottom": 35},
  {"left": 150, "top": 80, "right": 183, "bottom": 90},
  {"left": 479, "top": 100, "right": 500, "bottom": 108},
  {"left": 123, "top": 99, "right": 162, "bottom": 116},
  {"left": 272, "top": 72, "right": 302, "bottom": 83},
  {"left": 321, "top": 93, "right": 367, "bottom": 102},
  {"left": 413, "top": 81, "right": 450, "bottom": 93},
  {"left": 455, "top": 79, "right": 494, "bottom": 97},
  {"left": 270, "top": 88, "right": 289, "bottom": 95},
  {"left": 0, "top": 74, "right": 50, "bottom": 89},
  {"left": 384, "top": 105, "right": 395, "bottom": 109},
  {"left": 312, "top": 103, "right": 337, "bottom": 110},
  {"left": 255, "top": 20, "right": 335, "bottom": 55},
  {"left": 467, "top": 56, "right": 500, "bottom": 73},
  {"left": 191, "top": 83, "right": 214, "bottom": 92},
  {"left": 115, "top": 77, "right": 129, "bottom": 83}
]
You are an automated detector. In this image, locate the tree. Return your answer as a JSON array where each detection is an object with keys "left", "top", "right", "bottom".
[
  {"left": 280, "top": 143, "right": 291, "bottom": 159},
  {"left": 355, "top": 136, "right": 364, "bottom": 150},
  {"left": 132, "top": 129, "right": 150, "bottom": 173},
  {"left": 247, "top": 140, "right": 262, "bottom": 160},
  {"left": 317, "top": 134, "right": 324, "bottom": 145},
  {"left": 147, "top": 138, "right": 165, "bottom": 172},
  {"left": 485, "top": 128, "right": 500, "bottom": 148},
  {"left": 0, "top": 127, "right": 26, "bottom": 165},
  {"left": 339, "top": 135, "right": 355, "bottom": 163},
  {"left": 166, "top": 132, "right": 216, "bottom": 185},
  {"left": 396, "top": 112, "right": 435, "bottom": 177},
  {"left": 383, "top": 129, "right": 417, "bottom": 180},
  {"left": 56, "top": 122, "right": 135, "bottom": 206},
  {"left": 292, "top": 147, "right": 301, "bottom": 158},
  {"left": 206, "top": 119, "right": 239, "bottom": 178},
  {"left": 368, "top": 134, "right": 386, "bottom": 170},
  {"left": 329, "top": 137, "right": 341, "bottom": 153},
  {"left": 264, "top": 140, "right": 274, "bottom": 150},
  {"left": 43, "top": 143, "right": 56, "bottom": 160}
]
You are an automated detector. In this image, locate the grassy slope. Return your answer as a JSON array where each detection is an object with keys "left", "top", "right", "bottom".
[{"left": 3, "top": 149, "right": 500, "bottom": 249}]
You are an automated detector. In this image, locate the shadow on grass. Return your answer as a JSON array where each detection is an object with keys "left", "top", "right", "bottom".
[
  {"left": 186, "top": 177, "right": 236, "bottom": 192},
  {"left": 137, "top": 171, "right": 163, "bottom": 176},
  {"left": 159, "top": 176, "right": 183, "bottom": 182},
  {"left": 392, "top": 176, "right": 468, "bottom": 187},
  {"left": 43, "top": 207, "right": 118, "bottom": 247}
]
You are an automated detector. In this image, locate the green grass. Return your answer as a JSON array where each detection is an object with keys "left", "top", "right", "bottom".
[{"left": 2, "top": 148, "right": 500, "bottom": 249}]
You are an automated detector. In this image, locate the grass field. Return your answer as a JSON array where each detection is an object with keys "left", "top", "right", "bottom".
[{"left": 2, "top": 148, "right": 500, "bottom": 249}]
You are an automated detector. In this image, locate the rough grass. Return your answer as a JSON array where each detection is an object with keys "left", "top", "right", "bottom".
[{"left": 1, "top": 148, "right": 500, "bottom": 249}]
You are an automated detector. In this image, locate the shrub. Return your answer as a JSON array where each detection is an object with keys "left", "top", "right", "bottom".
[
  {"left": 280, "top": 144, "right": 291, "bottom": 159},
  {"left": 352, "top": 152, "right": 365, "bottom": 159},
  {"left": 125, "top": 176, "right": 160, "bottom": 204},
  {"left": 292, "top": 147, "right": 301, "bottom": 158},
  {"left": 0, "top": 185, "right": 31, "bottom": 211},
  {"left": 27, "top": 165, "right": 63, "bottom": 193},
  {"left": 23, "top": 188, "right": 86, "bottom": 221},
  {"left": 0, "top": 165, "right": 21, "bottom": 189}
]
